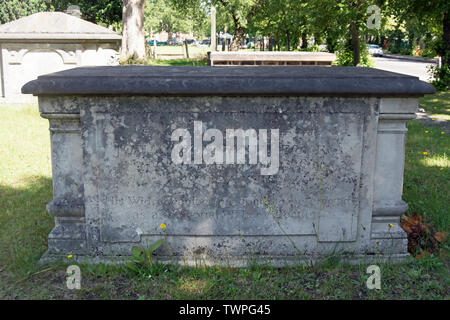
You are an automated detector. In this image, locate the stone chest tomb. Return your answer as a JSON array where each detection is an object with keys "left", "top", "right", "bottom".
[{"left": 22, "top": 66, "right": 435, "bottom": 265}]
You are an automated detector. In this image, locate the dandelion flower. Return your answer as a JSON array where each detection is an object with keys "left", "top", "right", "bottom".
[
  {"left": 442, "top": 132, "right": 445, "bottom": 135},
  {"left": 160, "top": 223, "right": 166, "bottom": 229},
  {"left": 67, "top": 252, "right": 73, "bottom": 258},
  {"left": 389, "top": 223, "right": 393, "bottom": 228},
  {"left": 432, "top": 118, "right": 435, "bottom": 121},
  {"left": 425, "top": 131, "right": 429, "bottom": 133},
  {"left": 423, "top": 152, "right": 428, "bottom": 155},
  {"left": 440, "top": 168, "right": 444, "bottom": 171}
]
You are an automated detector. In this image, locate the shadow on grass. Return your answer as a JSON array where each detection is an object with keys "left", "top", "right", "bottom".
[
  {"left": 0, "top": 176, "right": 53, "bottom": 278},
  {"left": 419, "top": 91, "right": 450, "bottom": 116},
  {"left": 403, "top": 120, "right": 450, "bottom": 233}
]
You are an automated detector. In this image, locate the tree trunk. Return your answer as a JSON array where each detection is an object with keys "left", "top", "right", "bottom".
[
  {"left": 229, "top": 27, "right": 245, "bottom": 51},
  {"left": 301, "top": 33, "right": 307, "bottom": 49},
  {"left": 210, "top": 6, "right": 217, "bottom": 52},
  {"left": 314, "top": 33, "right": 321, "bottom": 46},
  {"left": 350, "top": 21, "right": 360, "bottom": 66},
  {"left": 121, "top": 0, "right": 146, "bottom": 61}
]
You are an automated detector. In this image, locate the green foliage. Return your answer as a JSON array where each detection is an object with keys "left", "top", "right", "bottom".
[
  {"left": 146, "top": 0, "right": 208, "bottom": 39},
  {"left": 248, "top": 0, "right": 309, "bottom": 50},
  {"left": 336, "top": 42, "right": 374, "bottom": 67},
  {"left": 387, "top": 0, "right": 450, "bottom": 70},
  {"left": 0, "top": 0, "right": 52, "bottom": 24},
  {"left": 52, "top": 0, "right": 122, "bottom": 25},
  {"left": 430, "top": 65, "right": 450, "bottom": 92},
  {"left": 0, "top": 0, "right": 122, "bottom": 26},
  {"left": 428, "top": 37, "right": 450, "bottom": 91},
  {"left": 126, "top": 239, "right": 166, "bottom": 273}
]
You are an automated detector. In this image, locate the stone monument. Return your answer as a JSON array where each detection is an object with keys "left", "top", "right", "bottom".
[
  {"left": 22, "top": 66, "right": 435, "bottom": 265},
  {"left": 0, "top": 10, "right": 121, "bottom": 102}
]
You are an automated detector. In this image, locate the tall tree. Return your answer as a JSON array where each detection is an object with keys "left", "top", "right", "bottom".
[
  {"left": 172, "top": 0, "right": 266, "bottom": 51},
  {"left": 145, "top": 0, "right": 207, "bottom": 41},
  {"left": 249, "top": 0, "right": 309, "bottom": 51},
  {"left": 121, "top": 0, "right": 146, "bottom": 61},
  {"left": 308, "top": 0, "right": 380, "bottom": 66},
  {"left": 216, "top": 0, "right": 266, "bottom": 50},
  {"left": 389, "top": 0, "right": 450, "bottom": 68}
]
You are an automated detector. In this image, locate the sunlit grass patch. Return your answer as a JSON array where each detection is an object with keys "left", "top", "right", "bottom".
[
  {"left": 419, "top": 91, "right": 450, "bottom": 116},
  {"left": 420, "top": 153, "right": 449, "bottom": 168},
  {"left": 0, "top": 103, "right": 52, "bottom": 186},
  {"left": 145, "top": 58, "right": 208, "bottom": 66},
  {"left": 403, "top": 112, "right": 450, "bottom": 232}
]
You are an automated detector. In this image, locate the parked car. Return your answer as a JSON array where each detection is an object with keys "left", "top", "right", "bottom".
[
  {"left": 368, "top": 44, "right": 383, "bottom": 57},
  {"left": 147, "top": 40, "right": 168, "bottom": 46},
  {"left": 196, "top": 39, "right": 210, "bottom": 47}
]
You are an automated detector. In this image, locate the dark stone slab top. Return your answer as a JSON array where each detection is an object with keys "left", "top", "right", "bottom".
[{"left": 22, "top": 65, "right": 435, "bottom": 97}]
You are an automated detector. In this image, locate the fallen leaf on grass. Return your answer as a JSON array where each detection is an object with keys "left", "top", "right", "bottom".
[
  {"left": 433, "top": 231, "right": 446, "bottom": 243},
  {"left": 400, "top": 212, "right": 444, "bottom": 259}
]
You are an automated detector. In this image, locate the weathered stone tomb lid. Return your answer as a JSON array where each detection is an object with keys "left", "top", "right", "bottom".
[
  {"left": 22, "top": 66, "right": 435, "bottom": 97},
  {"left": 0, "top": 12, "right": 121, "bottom": 41}
]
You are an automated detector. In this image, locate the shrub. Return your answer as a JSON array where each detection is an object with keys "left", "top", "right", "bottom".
[
  {"left": 429, "top": 63, "right": 450, "bottom": 91},
  {"left": 335, "top": 41, "right": 374, "bottom": 67}
]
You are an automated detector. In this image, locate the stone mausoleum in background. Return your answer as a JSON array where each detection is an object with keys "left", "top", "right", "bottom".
[{"left": 0, "top": 8, "right": 122, "bottom": 102}]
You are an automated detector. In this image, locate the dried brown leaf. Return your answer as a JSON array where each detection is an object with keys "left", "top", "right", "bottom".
[{"left": 434, "top": 231, "right": 446, "bottom": 243}]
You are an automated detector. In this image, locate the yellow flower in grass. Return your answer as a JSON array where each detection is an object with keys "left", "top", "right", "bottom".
[
  {"left": 160, "top": 223, "right": 166, "bottom": 229},
  {"left": 431, "top": 118, "right": 435, "bottom": 121},
  {"left": 425, "top": 131, "right": 429, "bottom": 133},
  {"left": 423, "top": 152, "right": 428, "bottom": 155},
  {"left": 389, "top": 223, "right": 394, "bottom": 228},
  {"left": 442, "top": 132, "right": 445, "bottom": 135},
  {"left": 440, "top": 168, "right": 444, "bottom": 171},
  {"left": 67, "top": 252, "right": 73, "bottom": 258}
]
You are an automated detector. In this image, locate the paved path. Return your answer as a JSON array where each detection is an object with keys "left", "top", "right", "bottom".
[
  {"left": 371, "top": 57, "right": 447, "bottom": 130},
  {"left": 415, "top": 111, "right": 449, "bottom": 131},
  {"left": 372, "top": 56, "right": 436, "bottom": 82}
]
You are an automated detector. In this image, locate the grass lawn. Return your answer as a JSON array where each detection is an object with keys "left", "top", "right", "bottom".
[
  {"left": 152, "top": 44, "right": 210, "bottom": 58},
  {"left": 0, "top": 93, "right": 448, "bottom": 300},
  {"left": 145, "top": 58, "right": 208, "bottom": 66},
  {"left": 419, "top": 91, "right": 450, "bottom": 121}
]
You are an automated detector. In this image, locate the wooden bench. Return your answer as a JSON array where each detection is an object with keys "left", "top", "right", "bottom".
[{"left": 210, "top": 51, "right": 336, "bottom": 66}]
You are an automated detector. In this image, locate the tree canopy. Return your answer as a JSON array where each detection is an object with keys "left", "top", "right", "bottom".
[{"left": 1, "top": 0, "right": 448, "bottom": 87}]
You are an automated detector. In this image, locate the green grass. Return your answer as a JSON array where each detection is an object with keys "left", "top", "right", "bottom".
[
  {"left": 145, "top": 58, "right": 208, "bottom": 66},
  {"left": 0, "top": 104, "right": 53, "bottom": 278},
  {"left": 404, "top": 122, "right": 449, "bottom": 231},
  {"left": 419, "top": 91, "right": 450, "bottom": 120},
  {"left": 152, "top": 44, "right": 210, "bottom": 57},
  {"left": 0, "top": 94, "right": 449, "bottom": 299}
]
